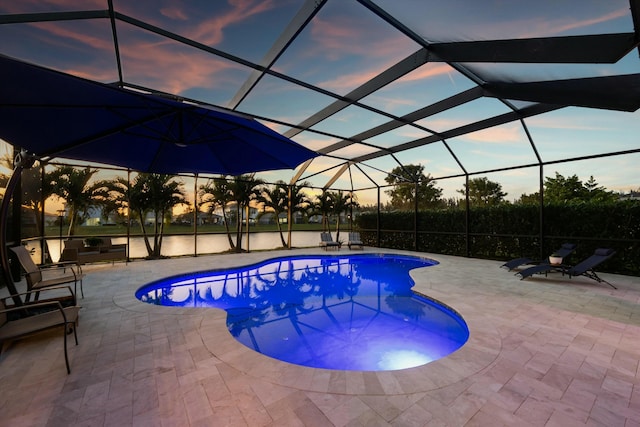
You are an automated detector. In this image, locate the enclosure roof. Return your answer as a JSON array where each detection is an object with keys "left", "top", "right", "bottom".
[{"left": 1, "top": 0, "right": 639, "bottom": 193}]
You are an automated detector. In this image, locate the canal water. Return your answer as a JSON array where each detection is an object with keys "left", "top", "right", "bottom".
[{"left": 41, "top": 231, "right": 333, "bottom": 262}]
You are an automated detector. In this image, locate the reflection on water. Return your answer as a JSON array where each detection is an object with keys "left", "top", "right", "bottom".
[
  {"left": 42, "top": 231, "right": 321, "bottom": 262},
  {"left": 136, "top": 254, "right": 469, "bottom": 371}
]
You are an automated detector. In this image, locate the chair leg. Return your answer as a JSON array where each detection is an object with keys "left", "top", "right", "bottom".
[
  {"left": 62, "top": 325, "right": 70, "bottom": 374},
  {"left": 70, "top": 321, "right": 78, "bottom": 345},
  {"left": 75, "top": 280, "right": 84, "bottom": 299}
]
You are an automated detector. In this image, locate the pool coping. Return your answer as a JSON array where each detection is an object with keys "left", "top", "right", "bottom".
[{"left": 113, "top": 250, "right": 502, "bottom": 396}]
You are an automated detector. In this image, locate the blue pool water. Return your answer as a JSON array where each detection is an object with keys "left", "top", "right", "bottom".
[{"left": 136, "top": 253, "right": 469, "bottom": 371}]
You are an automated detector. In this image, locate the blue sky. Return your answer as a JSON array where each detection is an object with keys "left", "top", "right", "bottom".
[{"left": 1, "top": 0, "right": 639, "bottom": 207}]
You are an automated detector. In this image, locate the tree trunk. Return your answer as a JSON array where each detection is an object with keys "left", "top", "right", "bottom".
[
  {"left": 138, "top": 208, "right": 153, "bottom": 256},
  {"left": 152, "top": 211, "right": 159, "bottom": 257},
  {"left": 157, "top": 218, "right": 164, "bottom": 256},
  {"left": 66, "top": 208, "right": 77, "bottom": 236},
  {"left": 221, "top": 207, "right": 235, "bottom": 250},
  {"left": 155, "top": 209, "right": 164, "bottom": 257},
  {"left": 235, "top": 204, "right": 243, "bottom": 253},
  {"left": 275, "top": 211, "right": 286, "bottom": 247}
]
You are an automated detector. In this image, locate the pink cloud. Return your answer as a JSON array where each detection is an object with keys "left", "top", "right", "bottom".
[
  {"left": 310, "top": 15, "right": 417, "bottom": 62},
  {"left": 160, "top": 6, "right": 189, "bottom": 21},
  {"left": 0, "top": 0, "right": 104, "bottom": 13},
  {"left": 465, "top": 124, "right": 524, "bottom": 144},
  {"left": 179, "top": 0, "right": 278, "bottom": 46},
  {"left": 117, "top": 40, "right": 242, "bottom": 94},
  {"left": 523, "top": 7, "right": 629, "bottom": 38},
  {"left": 317, "top": 53, "right": 450, "bottom": 93},
  {"left": 30, "top": 21, "right": 113, "bottom": 52},
  {"left": 22, "top": 16, "right": 246, "bottom": 93}
]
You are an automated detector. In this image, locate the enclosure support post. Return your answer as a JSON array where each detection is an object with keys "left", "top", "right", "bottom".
[
  {"left": 376, "top": 187, "right": 381, "bottom": 248},
  {"left": 126, "top": 169, "right": 131, "bottom": 262},
  {"left": 414, "top": 182, "right": 418, "bottom": 251},
  {"left": 539, "top": 165, "right": 545, "bottom": 260},
  {"left": 465, "top": 174, "right": 470, "bottom": 257},
  {"left": 194, "top": 174, "right": 198, "bottom": 257},
  {"left": 287, "top": 185, "right": 293, "bottom": 249}
]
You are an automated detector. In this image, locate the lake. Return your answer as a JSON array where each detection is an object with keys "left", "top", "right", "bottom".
[{"left": 42, "top": 231, "right": 333, "bottom": 262}]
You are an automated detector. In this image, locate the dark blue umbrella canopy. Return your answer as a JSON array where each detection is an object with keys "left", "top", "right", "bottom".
[{"left": 0, "top": 55, "right": 317, "bottom": 175}]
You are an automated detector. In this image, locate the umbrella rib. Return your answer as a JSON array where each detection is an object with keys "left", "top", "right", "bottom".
[
  {"left": 107, "top": 104, "right": 184, "bottom": 145},
  {"left": 2, "top": 56, "right": 317, "bottom": 174},
  {"left": 39, "top": 108, "right": 176, "bottom": 157}
]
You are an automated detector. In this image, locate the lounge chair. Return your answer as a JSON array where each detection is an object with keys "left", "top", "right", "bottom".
[
  {"left": 10, "top": 245, "right": 84, "bottom": 301},
  {"left": 565, "top": 248, "right": 617, "bottom": 289},
  {"left": 516, "top": 248, "right": 616, "bottom": 289},
  {"left": 347, "top": 232, "right": 364, "bottom": 250},
  {"left": 319, "top": 232, "right": 340, "bottom": 250},
  {"left": 501, "top": 243, "right": 576, "bottom": 271},
  {"left": 0, "top": 286, "right": 80, "bottom": 373}
]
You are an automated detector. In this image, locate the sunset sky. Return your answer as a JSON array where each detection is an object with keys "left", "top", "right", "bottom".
[{"left": 1, "top": 0, "right": 639, "bottom": 206}]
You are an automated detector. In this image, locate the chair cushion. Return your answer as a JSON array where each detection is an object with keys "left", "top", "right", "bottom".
[
  {"left": 64, "top": 240, "right": 85, "bottom": 250},
  {"left": 594, "top": 248, "right": 614, "bottom": 256}
]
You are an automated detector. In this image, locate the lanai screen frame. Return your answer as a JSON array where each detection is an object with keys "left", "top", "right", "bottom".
[{"left": 2, "top": 0, "right": 640, "bottom": 262}]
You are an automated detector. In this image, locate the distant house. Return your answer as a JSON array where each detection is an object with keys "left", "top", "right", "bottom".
[{"left": 619, "top": 190, "right": 640, "bottom": 201}]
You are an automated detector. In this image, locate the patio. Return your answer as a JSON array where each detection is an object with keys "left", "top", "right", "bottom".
[{"left": 1, "top": 248, "right": 639, "bottom": 426}]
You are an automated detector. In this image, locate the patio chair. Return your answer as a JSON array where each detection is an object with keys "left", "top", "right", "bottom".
[
  {"left": 10, "top": 245, "right": 84, "bottom": 301},
  {"left": 0, "top": 286, "right": 80, "bottom": 374},
  {"left": 501, "top": 243, "right": 577, "bottom": 271},
  {"left": 565, "top": 248, "right": 617, "bottom": 289},
  {"left": 319, "top": 232, "right": 340, "bottom": 251},
  {"left": 516, "top": 248, "right": 616, "bottom": 289},
  {"left": 347, "top": 232, "right": 364, "bottom": 250}
]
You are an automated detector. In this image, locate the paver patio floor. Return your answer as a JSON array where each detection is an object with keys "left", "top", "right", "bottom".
[{"left": 1, "top": 248, "right": 639, "bottom": 426}]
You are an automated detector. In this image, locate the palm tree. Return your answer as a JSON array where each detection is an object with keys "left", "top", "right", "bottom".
[
  {"left": 256, "top": 180, "right": 311, "bottom": 249},
  {"left": 310, "top": 190, "right": 357, "bottom": 242},
  {"left": 49, "top": 166, "right": 103, "bottom": 236},
  {"left": 286, "top": 181, "right": 312, "bottom": 248},
  {"left": 330, "top": 190, "right": 355, "bottom": 241},
  {"left": 199, "top": 175, "right": 263, "bottom": 252},
  {"left": 1, "top": 155, "right": 55, "bottom": 252},
  {"left": 312, "top": 190, "right": 335, "bottom": 232},
  {"left": 288, "top": 181, "right": 312, "bottom": 221},
  {"left": 227, "top": 175, "right": 264, "bottom": 253},
  {"left": 257, "top": 181, "right": 288, "bottom": 248},
  {"left": 133, "top": 173, "right": 188, "bottom": 258},
  {"left": 199, "top": 178, "right": 236, "bottom": 251},
  {"left": 105, "top": 173, "right": 188, "bottom": 258}
]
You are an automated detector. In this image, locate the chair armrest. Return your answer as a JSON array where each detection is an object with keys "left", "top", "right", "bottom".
[
  {"left": 39, "top": 262, "right": 81, "bottom": 278},
  {"left": 1, "top": 285, "right": 76, "bottom": 306},
  {"left": 0, "top": 300, "right": 72, "bottom": 324},
  {"left": 54, "top": 260, "right": 79, "bottom": 267}
]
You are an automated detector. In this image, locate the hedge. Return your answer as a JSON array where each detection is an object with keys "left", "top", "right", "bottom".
[{"left": 356, "top": 201, "right": 640, "bottom": 276}]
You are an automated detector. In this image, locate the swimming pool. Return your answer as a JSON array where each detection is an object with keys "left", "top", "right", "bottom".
[{"left": 136, "top": 253, "right": 469, "bottom": 371}]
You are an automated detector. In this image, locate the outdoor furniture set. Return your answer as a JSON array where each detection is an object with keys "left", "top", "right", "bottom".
[
  {"left": 61, "top": 237, "right": 127, "bottom": 265},
  {"left": 1, "top": 245, "right": 82, "bottom": 373},
  {"left": 502, "top": 244, "right": 617, "bottom": 289},
  {"left": 319, "top": 231, "right": 363, "bottom": 250}
]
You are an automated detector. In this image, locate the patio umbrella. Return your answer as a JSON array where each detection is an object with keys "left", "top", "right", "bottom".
[
  {"left": 0, "top": 54, "right": 317, "bottom": 175},
  {"left": 0, "top": 54, "right": 318, "bottom": 306}
]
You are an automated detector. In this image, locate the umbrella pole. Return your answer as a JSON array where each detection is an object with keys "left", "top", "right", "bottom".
[
  {"left": 246, "top": 205, "right": 250, "bottom": 253},
  {"left": 0, "top": 150, "right": 37, "bottom": 307}
]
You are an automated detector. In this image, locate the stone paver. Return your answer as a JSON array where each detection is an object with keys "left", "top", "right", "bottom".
[{"left": 1, "top": 248, "right": 639, "bottom": 426}]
